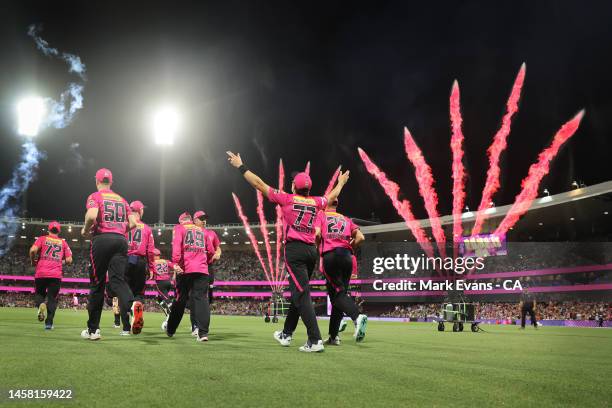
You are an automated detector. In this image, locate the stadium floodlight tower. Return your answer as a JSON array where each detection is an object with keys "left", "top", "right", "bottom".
[
  {"left": 152, "top": 106, "right": 180, "bottom": 224},
  {"left": 17, "top": 96, "right": 46, "bottom": 137}
]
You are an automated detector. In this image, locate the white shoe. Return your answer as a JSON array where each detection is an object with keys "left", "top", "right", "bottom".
[
  {"left": 191, "top": 328, "right": 199, "bottom": 337},
  {"left": 338, "top": 320, "right": 348, "bottom": 333},
  {"left": 113, "top": 324, "right": 120, "bottom": 329},
  {"left": 119, "top": 331, "right": 131, "bottom": 336},
  {"left": 161, "top": 318, "right": 168, "bottom": 331},
  {"left": 299, "top": 340, "right": 325, "bottom": 353},
  {"left": 196, "top": 335, "right": 209, "bottom": 342},
  {"left": 273, "top": 330, "right": 292, "bottom": 346},
  {"left": 37, "top": 303, "right": 47, "bottom": 322},
  {"left": 354, "top": 314, "right": 368, "bottom": 342},
  {"left": 81, "top": 329, "right": 101, "bottom": 341}
]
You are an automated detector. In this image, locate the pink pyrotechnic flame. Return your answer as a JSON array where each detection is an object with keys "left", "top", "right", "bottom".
[
  {"left": 274, "top": 159, "right": 285, "bottom": 289},
  {"left": 495, "top": 110, "right": 585, "bottom": 236},
  {"left": 256, "top": 190, "right": 275, "bottom": 286},
  {"left": 324, "top": 165, "right": 342, "bottom": 196},
  {"left": 450, "top": 81, "right": 466, "bottom": 249},
  {"left": 403, "top": 128, "right": 446, "bottom": 257},
  {"left": 472, "top": 63, "right": 526, "bottom": 236},
  {"left": 304, "top": 161, "right": 311, "bottom": 175},
  {"left": 232, "top": 193, "right": 273, "bottom": 286},
  {"left": 358, "top": 147, "right": 434, "bottom": 258}
]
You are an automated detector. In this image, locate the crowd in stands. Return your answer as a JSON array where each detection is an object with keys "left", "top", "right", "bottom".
[{"left": 379, "top": 301, "right": 612, "bottom": 320}]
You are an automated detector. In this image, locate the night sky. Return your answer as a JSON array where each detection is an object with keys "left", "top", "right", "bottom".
[{"left": 1, "top": 1, "right": 611, "bottom": 225}]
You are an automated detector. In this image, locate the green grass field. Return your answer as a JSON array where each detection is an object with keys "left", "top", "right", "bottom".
[{"left": 0, "top": 308, "right": 611, "bottom": 407}]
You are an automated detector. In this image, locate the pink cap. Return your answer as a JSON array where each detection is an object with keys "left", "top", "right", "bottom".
[
  {"left": 193, "top": 210, "right": 207, "bottom": 220},
  {"left": 293, "top": 172, "right": 312, "bottom": 191},
  {"left": 130, "top": 200, "right": 145, "bottom": 212},
  {"left": 178, "top": 212, "right": 192, "bottom": 224},
  {"left": 48, "top": 221, "right": 61, "bottom": 232},
  {"left": 153, "top": 248, "right": 161, "bottom": 256},
  {"left": 95, "top": 168, "right": 113, "bottom": 184}
]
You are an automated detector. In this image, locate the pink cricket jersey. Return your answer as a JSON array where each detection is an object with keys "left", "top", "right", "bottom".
[
  {"left": 127, "top": 221, "right": 156, "bottom": 271},
  {"left": 171, "top": 223, "right": 214, "bottom": 274},
  {"left": 32, "top": 235, "right": 72, "bottom": 279},
  {"left": 317, "top": 211, "right": 359, "bottom": 253},
  {"left": 204, "top": 229, "right": 220, "bottom": 265},
  {"left": 85, "top": 189, "right": 132, "bottom": 235},
  {"left": 267, "top": 188, "right": 328, "bottom": 245},
  {"left": 152, "top": 259, "right": 174, "bottom": 281}
]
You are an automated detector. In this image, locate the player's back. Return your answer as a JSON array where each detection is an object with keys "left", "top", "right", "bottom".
[
  {"left": 34, "top": 235, "right": 71, "bottom": 279},
  {"left": 172, "top": 223, "right": 211, "bottom": 273},
  {"left": 86, "top": 188, "right": 131, "bottom": 235},
  {"left": 127, "top": 221, "right": 153, "bottom": 256},
  {"left": 319, "top": 211, "right": 358, "bottom": 253},
  {"left": 268, "top": 189, "right": 327, "bottom": 244}
]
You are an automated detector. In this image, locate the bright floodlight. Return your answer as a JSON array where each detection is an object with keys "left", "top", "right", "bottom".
[
  {"left": 17, "top": 97, "right": 46, "bottom": 137},
  {"left": 153, "top": 107, "right": 180, "bottom": 145}
]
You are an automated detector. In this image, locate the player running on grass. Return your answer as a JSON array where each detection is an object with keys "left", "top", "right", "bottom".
[
  {"left": 29, "top": 221, "right": 73, "bottom": 330},
  {"left": 80, "top": 168, "right": 140, "bottom": 340},
  {"left": 189, "top": 210, "right": 222, "bottom": 335},
  {"left": 315, "top": 199, "right": 367, "bottom": 345},
  {"left": 166, "top": 212, "right": 213, "bottom": 342},
  {"left": 122, "top": 200, "right": 156, "bottom": 335},
  {"left": 226, "top": 151, "right": 349, "bottom": 352},
  {"left": 150, "top": 248, "right": 180, "bottom": 330}
]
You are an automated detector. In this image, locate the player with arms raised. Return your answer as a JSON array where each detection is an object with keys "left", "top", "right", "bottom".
[
  {"left": 29, "top": 221, "right": 73, "bottom": 330},
  {"left": 226, "top": 151, "right": 349, "bottom": 352},
  {"left": 316, "top": 199, "right": 367, "bottom": 344},
  {"left": 80, "top": 168, "right": 139, "bottom": 340}
]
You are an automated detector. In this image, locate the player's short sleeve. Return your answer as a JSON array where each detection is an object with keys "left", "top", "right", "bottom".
[
  {"left": 314, "top": 196, "right": 328, "bottom": 211},
  {"left": 124, "top": 199, "right": 133, "bottom": 217},
  {"left": 267, "top": 187, "right": 291, "bottom": 205},
  {"left": 349, "top": 217, "right": 359, "bottom": 234},
  {"left": 211, "top": 231, "right": 220, "bottom": 249},
  {"left": 86, "top": 192, "right": 99, "bottom": 209},
  {"left": 32, "top": 236, "right": 44, "bottom": 249},
  {"left": 63, "top": 240, "right": 73, "bottom": 259}
]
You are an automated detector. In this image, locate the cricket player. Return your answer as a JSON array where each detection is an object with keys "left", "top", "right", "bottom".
[
  {"left": 150, "top": 248, "right": 179, "bottom": 329},
  {"left": 189, "top": 210, "right": 221, "bottom": 335},
  {"left": 166, "top": 212, "right": 213, "bottom": 342},
  {"left": 29, "top": 221, "right": 73, "bottom": 330},
  {"left": 315, "top": 199, "right": 367, "bottom": 344},
  {"left": 80, "top": 168, "right": 139, "bottom": 340},
  {"left": 122, "top": 200, "right": 156, "bottom": 334},
  {"left": 226, "top": 151, "right": 349, "bottom": 352}
]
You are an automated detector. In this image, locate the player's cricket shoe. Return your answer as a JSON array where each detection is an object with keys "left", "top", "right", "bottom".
[
  {"left": 354, "top": 314, "right": 368, "bottom": 342},
  {"left": 324, "top": 336, "right": 341, "bottom": 346},
  {"left": 161, "top": 317, "right": 169, "bottom": 331},
  {"left": 81, "top": 329, "right": 101, "bottom": 341},
  {"left": 338, "top": 319, "right": 348, "bottom": 333},
  {"left": 130, "top": 301, "right": 144, "bottom": 335},
  {"left": 191, "top": 328, "right": 199, "bottom": 337},
  {"left": 299, "top": 340, "right": 325, "bottom": 353},
  {"left": 196, "top": 335, "right": 209, "bottom": 342},
  {"left": 113, "top": 323, "right": 121, "bottom": 329},
  {"left": 119, "top": 331, "right": 131, "bottom": 336},
  {"left": 273, "top": 330, "right": 292, "bottom": 346},
  {"left": 37, "top": 303, "right": 47, "bottom": 322},
  {"left": 44, "top": 324, "right": 54, "bottom": 330}
]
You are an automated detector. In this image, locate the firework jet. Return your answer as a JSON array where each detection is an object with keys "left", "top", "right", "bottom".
[
  {"left": 324, "top": 165, "right": 342, "bottom": 196},
  {"left": 472, "top": 63, "right": 526, "bottom": 235},
  {"left": 357, "top": 148, "right": 434, "bottom": 258},
  {"left": 0, "top": 26, "right": 86, "bottom": 256},
  {"left": 304, "top": 161, "right": 311, "bottom": 175},
  {"left": 450, "top": 81, "right": 466, "bottom": 248},
  {"left": 403, "top": 128, "right": 446, "bottom": 257},
  {"left": 256, "top": 190, "right": 275, "bottom": 286},
  {"left": 232, "top": 193, "right": 273, "bottom": 286},
  {"left": 495, "top": 110, "right": 585, "bottom": 235},
  {"left": 274, "top": 159, "right": 285, "bottom": 289},
  {"left": 0, "top": 142, "right": 44, "bottom": 256},
  {"left": 28, "top": 25, "right": 86, "bottom": 129}
]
